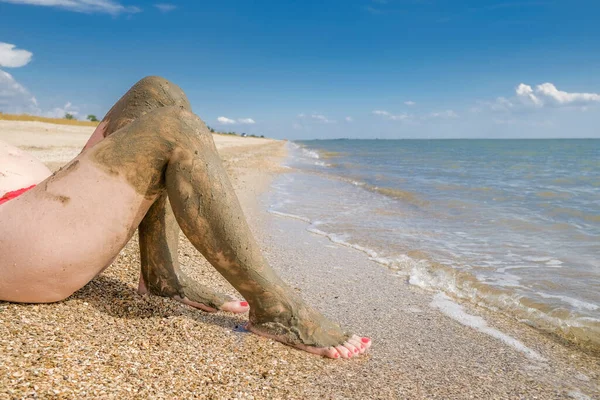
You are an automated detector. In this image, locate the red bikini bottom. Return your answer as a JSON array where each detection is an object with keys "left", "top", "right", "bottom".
[{"left": 0, "top": 185, "right": 36, "bottom": 206}]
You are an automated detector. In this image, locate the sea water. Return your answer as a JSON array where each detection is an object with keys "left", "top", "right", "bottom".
[{"left": 267, "top": 139, "right": 600, "bottom": 351}]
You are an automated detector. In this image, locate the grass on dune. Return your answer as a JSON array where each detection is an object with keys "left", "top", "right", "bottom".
[{"left": 0, "top": 113, "right": 99, "bottom": 127}]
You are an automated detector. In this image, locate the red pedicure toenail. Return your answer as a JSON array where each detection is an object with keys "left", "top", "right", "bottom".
[
  {"left": 334, "top": 353, "right": 339, "bottom": 358},
  {"left": 354, "top": 349, "right": 358, "bottom": 353},
  {"left": 361, "top": 337, "right": 370, "bottom": 343},
  {"left": 240, "top": 301, "right": 249, "bottom": 307}
]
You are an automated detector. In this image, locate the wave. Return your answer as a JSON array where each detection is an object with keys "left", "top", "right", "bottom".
[
  {"left": 280, "top": 140, "right": 600, "bottom": 354},
  {"left": 409, "top": 258, "right": 600, "bottom": 353},
  {"left": 367, "top": 185, "right": 430, "bottom": 207},
  {"left": 267, "top": 209, "right": 311, "bottom": 223},
  {"left": 431, "top": 293, "right": 546, "bottom": 361},
  {"left": 269, "top": 206, "right": 600, "bottom": 354}
]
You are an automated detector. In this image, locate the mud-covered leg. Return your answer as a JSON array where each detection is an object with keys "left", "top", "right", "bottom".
[
  {"left": 138, "top": 191, "right": 248, "bottom": 313},
  {"left": 159, "top": 110, "right": 370, "bottom": 359},
  {"left": 92, "top": 106, "right": 370, "bottom": 359},
  {"left": 86, "top": 76, "right": 248, "bottom": 313},
  {"left": 82, "top": 76, "right": 191, "bottom": 151}
]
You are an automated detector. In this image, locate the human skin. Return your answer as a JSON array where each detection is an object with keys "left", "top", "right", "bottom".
[
  {"left": 0, "top": 78, "right": 371, "bottom": 358},
  {"left": 84, "top": 77, "right": 248, "bottom": 314}
]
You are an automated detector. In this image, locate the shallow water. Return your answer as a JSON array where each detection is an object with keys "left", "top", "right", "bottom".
[{"left": 267, "top": 139, "right": 600, "bottom": 351}]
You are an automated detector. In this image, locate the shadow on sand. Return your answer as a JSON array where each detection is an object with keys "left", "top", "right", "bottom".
[{"left": 67, "top": 274, "right": 249, "bottom": 333}]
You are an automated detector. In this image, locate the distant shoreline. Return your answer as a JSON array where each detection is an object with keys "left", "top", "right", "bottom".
[{"left": 0, "top": 113, "right": 99, "bottom": 127}]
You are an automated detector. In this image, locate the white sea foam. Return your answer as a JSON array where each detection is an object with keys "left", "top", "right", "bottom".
[
  {"left": 305, "top": 227, "right": 380, "bottom": 258},
  {"left": 301, "top": 148, "right": 320, "bottom": 159},
  {"left": 484, "top": 273, "right": 524, "bottom": 288},
  {"left": 496, "top": 265, "right": 538, "bottom": 273},
  {"left": 369, "top": 255, "right": 423, "bottom": 271},
  {"left": 523, "top": 256, "right": 553, "bottom": 262},
  {"left": 268, "top": 209, "right": 311, "bottom": 223},
  {"left": 430, "top": 293, "right": 546, "bottom": 362},
  {"left": 536, "top": 292, "right": 599, "bottom": 311}
]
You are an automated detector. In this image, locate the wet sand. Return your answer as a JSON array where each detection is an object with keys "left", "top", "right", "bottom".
[{"left": 1, "top": 120, "right": 599, "bottom": 399}]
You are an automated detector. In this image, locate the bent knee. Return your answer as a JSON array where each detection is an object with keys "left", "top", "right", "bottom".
[
  {"left": 136, "top": 75, "right": 172, "bottom": 89},
  {"left": 133, "top": 76, "right": 191, "bottom": 109}
]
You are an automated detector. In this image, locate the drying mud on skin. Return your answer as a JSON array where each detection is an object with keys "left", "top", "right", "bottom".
[
  {"left": 89, "top": 77, "right": 243, "bottom": 313},
  {"left": 88, "top": 104, "right": 354, "bottom": 349},
  {"left": 139, "top": 192, "right": 234, "bottom": 310},
  {"left": 87, "top": 76, "right": 363, "bottom": 352},
  {"left": 99, "top": 76, "right": 191, "bottom": 138},
  {"left": 39, "top": 159, "right": 81, "bottom": 205}
]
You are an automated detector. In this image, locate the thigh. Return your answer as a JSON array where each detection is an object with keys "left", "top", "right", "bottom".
[{"left": 0, "top": 150, "right": 154, "bottom": 303}]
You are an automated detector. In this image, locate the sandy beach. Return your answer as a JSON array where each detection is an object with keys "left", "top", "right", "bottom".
[{"left": 0, "top": 120, "right": 598, "bottom": 399}]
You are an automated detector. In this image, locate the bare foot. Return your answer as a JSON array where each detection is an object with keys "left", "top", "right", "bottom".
[
  {"left": 246, "top": 295, "right": 371, "bottom": 359},
  {"left": 137, "top": 273, "right": 249, "bottom": 314}
]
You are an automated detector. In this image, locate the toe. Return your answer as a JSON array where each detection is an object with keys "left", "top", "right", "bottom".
[
  {"left": 221, "top": 300, "right": 250, "bottom": 314},
  {"left": 324, "top": 346, "right": 341, "bottom": 359},
  {"left": 348, "top": 336, "right": 365, "bottom": 354},
  {"left": 343, "top": 341, "right": 359, "bottom": 355},
  {"left": 335, "top": 345, "right": 353, "bottom": 359},
  {"left": 360, "top": 336, "right": 372, "bottom": 351},
  {"left": 295, "top": 343, "right": 340, "bottom": 359}
]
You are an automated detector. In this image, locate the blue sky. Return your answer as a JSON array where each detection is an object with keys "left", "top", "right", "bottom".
[{"left": 0, "top": 0, "right": 599, "bottom": 139}]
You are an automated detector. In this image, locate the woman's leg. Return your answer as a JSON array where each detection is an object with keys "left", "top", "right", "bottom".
[
  {"left": 82, "top": 76, "right": 191, "bottom": 151},
  {"left": 138, "top": 192, "right": 248, "bottom": 313},
  {"left": 86, "top": 76, "right": 248, "bottom": 314},
  {"left": 89, "top": 106, "right": 370, "bottom": 359},
  {"left": 0, "top": 103, "right": 369, "bottom": 358}
]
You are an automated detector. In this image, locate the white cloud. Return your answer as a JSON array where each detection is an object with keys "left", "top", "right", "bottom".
[
  {"left": 217, "top": 116, "right": 256, "bottom": 125},
  {"left": 428, "top": 110, "right": 458, "bottom": 119},
  {"left": 298, "top": 113, "right": 336, "bottom": 123},
  {"left": 489, "top": 82, "right": 600, "bottom": 112},
  {"left": 373, "top": 108, "right": 457, "bottom": 122},
  {"left": 217, "top": 116, "right": 236, "bottom": 125},
  {"left": 0, "top": 43, "right": 33, "bottom": 68},
  {"left": 535, "top": 83, "right": 600, "bottom": 106},
  {"left": 373, "top": 110, "right": 390, "bottom": 116},
  {"left": 0, "top": 0, "right": 141, "bottom": 15},
  {"left": 489, "top": 96, "right": 515, "bottom": 112},
  {"left": 154, "top": 3, "right": 176, "bottom": 12},
  {"left": 45, "top": 101, "right": 79, "bottom": 118},
  {"left": 493, "top": 118, "right": 554, "bottom": 128},
  {"left": 389, "top": 114, "right": 410, "bottom": 121},
  {"left": 313, "top": 114, "right": 335, "bottom": 123},
  {"left": 345, "top": 116, "right": 353, "bottom": 122},
  {"left": 0, "top": 67, "right": 83, "bottom": 117},
  {"left": 515, "top": 83, "right": 543, "bottom": 107},
  {"left": 0, "top": 69, "right": 39, "bottom": 114},
  {"left": 404, "top": 101, "right": 416, "bottom": 106},
  {"left": 372, "top": 110, "right": 411, "bottom": 121}
]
